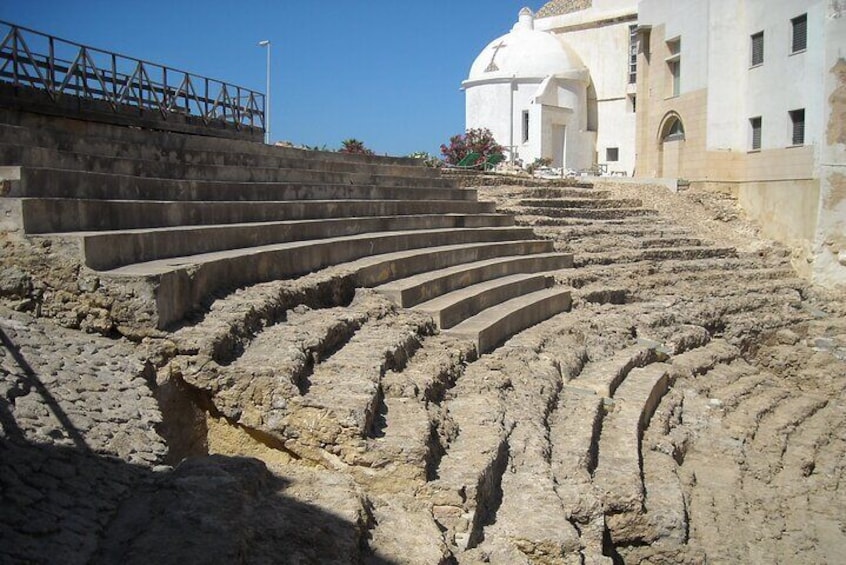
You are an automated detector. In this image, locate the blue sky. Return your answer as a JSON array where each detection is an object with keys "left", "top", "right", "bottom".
[{"left": 1, "top": 0, "right": 545, "bottom": 156}]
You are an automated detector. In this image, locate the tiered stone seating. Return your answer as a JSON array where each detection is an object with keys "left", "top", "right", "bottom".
[{"left": 0, "top": 110, "right": 572, "bottom": 350}]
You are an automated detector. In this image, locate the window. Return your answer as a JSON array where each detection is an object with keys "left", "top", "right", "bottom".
[
  {"left": 662, "top": 115, "right": 685, "bottom": 142},
  {"left": 666, "top": 38, "right": 681, "bottom": 97},
  {"left": 751, "top": 31, "right": 764, "bottom": 66},
  {"left": 790, "top": 109, "right": 805, "bottom": 145},
  {"left": 628, "top": 25, "right": 638, "bottom": 84},
  {"left": 522, "top": 110, "right": 530, "bottom": 143},
  {"left": 791, "top": 14, "right": 807, "bottom": 53},
  {"left": 750, "top": 116, "right": 762, "bottom": 150},
  {"left": 606, "top": 147, "right": 619, "bottom": 162},
  {"left": 628, "top": 94, "right": 637, "bottom": 113}
]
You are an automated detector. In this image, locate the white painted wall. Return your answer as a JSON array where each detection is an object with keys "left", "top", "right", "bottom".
[{"left": 537, "top": 5, "right": 639, "bottom": 175}]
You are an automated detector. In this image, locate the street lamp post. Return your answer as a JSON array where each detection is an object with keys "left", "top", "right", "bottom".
[{"left": 258, "top": 40, "right": 271, "bottom": 144}]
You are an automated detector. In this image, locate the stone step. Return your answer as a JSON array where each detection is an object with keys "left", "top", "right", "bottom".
[
  {"left": 518, "top": 197, "right": 643, "bottom": 209},
  {"left": 505, "top": 206, "right": 659, "bottom": 220},
  {"left": 11, "top": 197, "right": 502, "bottom": 234},
  {"left": 0, "top": 132, "right": 444, "bottom": 179},
  {"left": 533, "top": 223, "right": 691, "bottom": 239},
  {"left": 594, "top": 363, "right": 672, "bottom": 526},
  {"left": 180, "top": 301, "right": 386, "bottom": 429},
  {"left": 375, "top": 252, "right": 571, "bottom": 308},
  {"left": 571, "top": 345, "right": 669, "bottom": 398},
  {"left": 573, "top": 246, "right": 737, "bottom": 267},
  {"left": 366, "top": 496, "right": 452, "bottom": 563},
  {"left": 514, "top": 215, "right": 674, "bottom": 228},
  {"left": 65, "top": 219, "right": 534, "bottom": 270},
  {"left": 561, "top": 235, "right": 708, "bottom": 255},
  {"left": 425, "top": 371, "right": 510, "bottom": 551},
  {"left": 381, "top": 334, "right": 476, "bottom": 403},
  {"left": 636, "top": 268, "right": 803, "bottom": 291},
  {"left": 444, "top": 287, "right": 572, "bottom": 353},
  {"left": 366, "top": 396, "right": 434, "bottom": 481},
  {"left": 506, "top": 187, "right": 610, "bottom": 199},
  {"left": 4, "top": 166, "right": 474, "bottom": 202},
  {"left": 549, "top": 387, "right": 604, "bottom": 534},
  {"left": 563, "top": 260, "right": 794, "bottom": 289},
  {"left": 103, "top": 238, "right": 557, "bottom": 329},
  {"left": 414, "top": 270, "right": 558, "bottom": 330},
  {"left": 0, "top": 111, "right": 434, "bottom": 176},
  {"left": 0, "top": 142, "right": 454, "bottom": 188},
  {"left": 280, "top": 311, "right": 434, "bottom": 462}
]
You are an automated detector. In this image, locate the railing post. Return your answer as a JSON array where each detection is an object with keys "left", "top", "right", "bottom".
[
  {"left": 12, "top": 28, "right": 18, "bottom": 87},
  {"left": 48, "top": 35, "right": 55, "bottom": 93}
]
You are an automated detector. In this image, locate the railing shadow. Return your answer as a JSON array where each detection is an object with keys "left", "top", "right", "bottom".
[
  {"left": 0, "top": 326, "right": 90, "bottom": 451},
  {"left": 0, "top": 326, "right": 399, "bottom": 564}
]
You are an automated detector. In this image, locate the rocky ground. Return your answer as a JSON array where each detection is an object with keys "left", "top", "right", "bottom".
[{"left": 2, "top": 179, "right": 844, "bottom": 563}]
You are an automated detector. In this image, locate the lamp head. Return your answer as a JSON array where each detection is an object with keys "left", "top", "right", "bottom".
[{"left": 258, "top": 40, "right": 270, "bottom": 46}]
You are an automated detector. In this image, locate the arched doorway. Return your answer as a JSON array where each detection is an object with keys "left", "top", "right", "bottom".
[{"left": 657, "top": 112, "right": 685, "bottom": 178}]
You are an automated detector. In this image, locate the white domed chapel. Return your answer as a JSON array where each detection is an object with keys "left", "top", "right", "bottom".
[{"left": 462, "top": 8, "right": 597, "bottom": 170}]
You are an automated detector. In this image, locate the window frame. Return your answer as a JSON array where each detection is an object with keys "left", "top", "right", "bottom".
[
  {"left": 628, "top": 25, "right": 638, "bottom": 84},
  {"left": 665, "top": 37, "right": 681, "bottom": 98}
]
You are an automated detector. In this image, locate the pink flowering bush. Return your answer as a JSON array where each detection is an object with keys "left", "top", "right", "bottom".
[{"left": 440, "top": 128, "right": 503, "bottom": 165}]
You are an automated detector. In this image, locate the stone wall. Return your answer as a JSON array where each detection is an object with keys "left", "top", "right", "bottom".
[{"left": 536, "top": 0, "right": 593, "bottom": 18}]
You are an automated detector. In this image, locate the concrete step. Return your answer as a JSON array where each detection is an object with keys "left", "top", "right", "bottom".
[
  {"left": 375, "top": 252, "right": 572, "bottom": 308},
  {"left": 505, "top": 205, "right": 659, "bottom": 220},
  {"left": 67, "top": 219, "right": 535, "bottom": 270},
  {"left": 103, "top": 238, "right": 557, "bottom": 329},
  {"left": 518, "top": 198, "right": 643, "bottom": 209},
  {"left": 0, "top": 133, "right": 445, "bottom": 180},
  {"left": 11, "top": 198, "right": 502, "bottom": 233},
  {"left": 4, "top": 166, "right": 473, "bottom": 202},
  {"left": 0, "top": 143, "right": 454, "bottom": 187},
  {"left": 0, "top": 111, "right": 434, "bottom": 175},
  {"left": 444, "top": 287, "right": 572, "bottom": 353},
  {"left": 414, "top": 271, "right": 557, "bottom": 330}
]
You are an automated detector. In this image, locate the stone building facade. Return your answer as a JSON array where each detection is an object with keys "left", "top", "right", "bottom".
[{"left": 464, "top": 0, "right": 846, "bottom": 288}]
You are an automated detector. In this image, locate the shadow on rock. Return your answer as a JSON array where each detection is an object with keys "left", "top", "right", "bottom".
[{"left": 1, "top": 438, "right": 398, "bottom": 564}]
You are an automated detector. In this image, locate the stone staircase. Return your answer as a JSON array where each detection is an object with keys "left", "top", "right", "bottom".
[
  {"left": 0, "top": 110, "right": 572, "bottom": 350},
  {"left": 4, "top": 112, "right": 845, "bottom": 565}
]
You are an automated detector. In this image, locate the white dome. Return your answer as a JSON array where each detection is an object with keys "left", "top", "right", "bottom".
[{"left": 466, "top": 8, "right": 586, "bottom": 84}]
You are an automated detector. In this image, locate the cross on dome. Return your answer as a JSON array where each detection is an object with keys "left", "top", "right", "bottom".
[{"left": 485, "top": 41, "right": 507, "bottom": 73}]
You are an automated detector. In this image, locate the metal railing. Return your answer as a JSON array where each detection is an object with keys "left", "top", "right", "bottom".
[{"left": 0, "top": 20, "right": 265, "bottom": 132}]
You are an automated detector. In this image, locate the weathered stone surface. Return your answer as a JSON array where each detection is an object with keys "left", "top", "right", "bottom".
[
  {"left": 94, "top": 456, "right": 377, "bottom": 565},
  {"left": 3, "top": 128, "right": 846, "bottom": 565}
]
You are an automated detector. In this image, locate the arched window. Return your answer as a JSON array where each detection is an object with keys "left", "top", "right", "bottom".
[{"left": 660, "top": 113, "right": 685, "bottom": 142}]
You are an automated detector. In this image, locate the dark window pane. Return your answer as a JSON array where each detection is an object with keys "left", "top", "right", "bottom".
[
  {"left": 790, "top": 109, "right": 805, "bottom": 145},
  {"left": 751, "top": 32, "right": 764, "bottom": 66},
  {"left": 750, "top": 117, "right": 762, "bottom": 150},
  {"left": 792, "top": 14, "right": 807, "bottom": 53}
]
